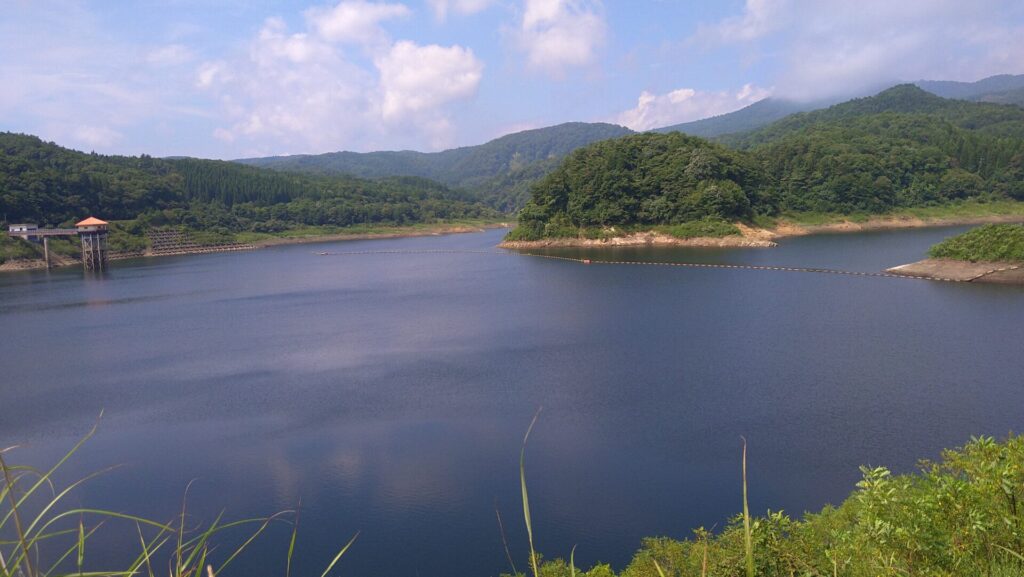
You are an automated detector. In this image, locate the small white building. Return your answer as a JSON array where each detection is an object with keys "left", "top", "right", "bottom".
[{"left": 8, "top": 224, "right": 40, "bottom": 243}]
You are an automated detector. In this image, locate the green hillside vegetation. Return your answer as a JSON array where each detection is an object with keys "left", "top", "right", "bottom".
[
  {"left": 918, "top": 74, "right": 1024, "bottom": 105},
  {"left": 652, "top": 98, "right": 813, "bottom": 138},
  {"left": 721, "top": 84, "right": 1024, "bottom": 148},
  {"left": 511, "top": 133, "right": 764, "bottom": 240},
  {"left": 0, "top": 234, "right": 42, "bottom": 264},
  {"left": 8, "top": 429, "right": 1024, "bottom": 577},
  {"left": 237, "top": 122, "right": 633, "bottom": 211},
  {"left": 511, "top": 86, "right": 1024, "bottom": 240},
  {"left": 928, "top": 223, "right": 1024, "bottom": 262},
  {"left": 513, "top": 435, "right": 1024, "bottom": 577},
  {"left": 0, "top": 132, "right": 498, "bottom": 249}
]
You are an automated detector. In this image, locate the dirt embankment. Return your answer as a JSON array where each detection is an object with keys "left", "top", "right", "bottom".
[
  {"left": 887, "top": 259, "right": 1024, "bottom": 284},
  {"left": 253, "top": 224, "right": 509, "bottom": 248},
  {"left": 500, "top": 225, "right": 778, "bottom": 249},
  {"left": 0, "top": 259, "right": 51, "bottom": 272},
  {"left": 0, "top": 224, "right": 512, "bottom": 273},
  {"left": 500, "top": 233, "right": 776, "bottom": 249},
  {"left": 500, "top": 214, "right": 1024, "bottom": 250},
  {"left": 769, "top": 214, "right": 1024, "bottom": 237}
]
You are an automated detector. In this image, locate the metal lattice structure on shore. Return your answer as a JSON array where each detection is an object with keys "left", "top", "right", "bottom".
[{"left": 7, "top": 216, "right": 110, "bottom": 270}]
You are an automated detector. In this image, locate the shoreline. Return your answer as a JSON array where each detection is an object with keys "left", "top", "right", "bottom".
[
  {"left": 500, "top": 229, "right": 777, "bottom": 249},
  {"left": 248, "top": 223, "right": 510, "bottom": 248},
  {"left": 5, "top": 215, "right": 1022, "bottom": 273},
  {"left": 887, "top": 258, "right": 1024, "bottom": 284},
  {"left": 498, "top": 213, "right": 1024, "bottom": 249},
  {"left": 0, "top": 222, "right": 512, "bottom": 273},
  {"left": 770, "top": 213, "right": 1024, "bottom": 238}
]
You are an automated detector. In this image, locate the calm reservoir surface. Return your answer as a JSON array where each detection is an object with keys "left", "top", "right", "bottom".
[{"left": 2, "top": 226, "right": 1023, "bottom": 576}]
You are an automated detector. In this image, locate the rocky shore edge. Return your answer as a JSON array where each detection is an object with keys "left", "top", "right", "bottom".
[
  {"left": 886, "top": 258, "right": 1024, "bottom": 284},
  {"left": 0, "top": 224, "right": 509, "bottom": 273},
  {"left": 499, "top": 214, "right": 1024, "bottom": 250}
]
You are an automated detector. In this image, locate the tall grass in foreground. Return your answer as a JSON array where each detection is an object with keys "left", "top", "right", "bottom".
[
  {"left": 508, "top": 420, "right": 1024, "bottom": 577},
  {"left": 10, "top": 415, "right": 1024, "bottom": 577},
  {"left": 0, "top": 420, "right": 357, "bottom": 577}
]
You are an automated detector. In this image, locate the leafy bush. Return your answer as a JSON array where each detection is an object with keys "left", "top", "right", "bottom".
[
  {"left": 512, "top": 435, "right": 1024, "bottom": 577},
  {"left": 655, "top": 219, "right": 740, "bottom": 239},
  {"left": 929, "top": 223, "right": 1024, "bottom": 262}
]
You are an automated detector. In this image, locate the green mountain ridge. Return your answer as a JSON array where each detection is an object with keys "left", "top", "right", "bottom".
[
  {"left": 917, "top": 74, "right": 1024, "bottom": 104},
  {"left": 237, "top": 122, "right": 634, "bottom": 211},
  {"left": 0, "top": 132, "right": 497, "bottom": 236},
  {"left": 511, "top": 85, "right": 1024, "bottom": 239},
  {"left": 651, "top": 98, "right": 816, "bottom": 138},
  {"left": 720, "top": 84, "right": 1024, "bottom": 149},
  {"left": 231, "top": 77, "right": 1024, "bottom": 214}
]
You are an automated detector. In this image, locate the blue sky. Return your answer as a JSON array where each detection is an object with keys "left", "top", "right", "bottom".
[{"left": 2, "top": 0, "right": 1022, "bottom": 158}]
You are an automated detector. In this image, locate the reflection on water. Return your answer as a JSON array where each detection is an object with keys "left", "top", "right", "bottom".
[{"left": 1, "top": 226, "right": 1023, "bottom": 576}]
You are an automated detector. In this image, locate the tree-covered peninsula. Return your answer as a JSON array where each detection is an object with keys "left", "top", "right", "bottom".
[{"left": 507, "top": 86, "right": 1024, "bottom": 242}]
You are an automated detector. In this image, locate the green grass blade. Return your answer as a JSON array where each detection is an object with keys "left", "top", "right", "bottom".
[
  {"left": 180, "top": 510, "right": 224, "bottom": 571},
  {"left": 286, "top": 503, "right": 301, "bottom": 577},
  {"left": 77, "top": 518, "right": 85, "bottom": 575},
  {"left": 521, "top": 408, "right": 542, "bottom": 577},
  {"left": 742, "top": 438, "right": 754, "bottom": 577},
  {"left": 0, "top": 413, "right": 101, "bottom": 533},
  {"left": 570, "top": 544, "right": 577, "bottom": 577},
  {"left": 319, "top": 531, "right": 359, "bottom": 577},
  {"left": 23, "top": 466, "right": 122, "bottom": 540},
  {"left": 43, "top": 523, "right": 102, "bottom": 577},
  {"left": 495, "top": 505, "right": 517, "bottom": 576},
  {"left": 652, "top": 559, "right": 668, "bottom": 577},
  {"left": 0, "top": 450, "right": 36, "bottom": 577},
  {"left": 135, "top": 522, "right": 157, "bottom": 577},
  {"left": 176, "top": 479, "right": 195, "bottom": 577}
]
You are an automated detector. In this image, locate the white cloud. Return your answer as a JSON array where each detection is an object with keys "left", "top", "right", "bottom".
[
  {"left": 198, "top": 15, "right": 483, "bottom": 153},
  {"left": 255, "top": 17, "right": 333, "bottom": 65},
  {"left": 516, "top": 0, "right": 606, "bottom": 77},
  {"left": 305, "top": 0, "right": 410, "bottom": 45},
  {"left": 197, "top": 18, "right": 375, "bottom": 151},
  {"left": 72, "top": 125, "right": 123, "bottom": 148},
  {"left": 377, "top": 41, "right": 483, "bottom": 121},
  {"left": 195, "top": 61, "right": 228, "bottom": 88},
  {"left": 0, "top": 3, "right": 201, "bottom": 155},
  {"left": 146, "top": 44, "right": 195, "bottom": 67},
  {"left": 692, "top": 0, "right": 1024, "bottom": 101},
  {"left": 692, "top": 0, "right": 785, "bottom": 45},
  {"left": 428, "top": 0, "right": 493, "bottom": 21},
  {"left": 616, "top": 84, "right": 771, "bottom": 131}
]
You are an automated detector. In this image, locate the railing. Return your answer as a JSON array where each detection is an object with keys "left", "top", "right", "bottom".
[{"left": 8, "top": 229, "right": 79, "bottom": 237}]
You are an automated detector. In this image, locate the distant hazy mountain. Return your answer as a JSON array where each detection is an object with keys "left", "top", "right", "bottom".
[
  {"left": 237, "top": 76, "right": 1024, "bottom": 213},
  {"left": 721, "top": 84, "right": 1024, "bottom": 149},
  {"left": 238, "top": 122, "right": 631, "bottom": 186},
  {"left": 917, "top": 74, "right": 1024, "bottom": 105},
  {"left": 650, "top": 98, "right": 814, "bottom": 138}
]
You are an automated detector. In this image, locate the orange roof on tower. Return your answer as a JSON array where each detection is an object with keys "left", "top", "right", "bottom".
[{"left": 75, "top": 217, "right": 108, "bottom": 227}]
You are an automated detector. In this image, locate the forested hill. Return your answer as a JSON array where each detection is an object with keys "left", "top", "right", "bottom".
[
  {"left": 651, "top": 75, "right": 1024, "bottom": 140},
  {"left": 721, "top": 84, "right": 1024, "bottom": 148},
  {"left": 918, "top": 74, "right": 1024, "bottom": 106},
  {"left": 236, "top": 122, "right": 633, "bottom": 209},
  {"left": 651, "top": 98, "right": 813, "bottom": 138},
  {"left": 0, "top": 132, "right": 497, "bottom": 232},
  {"left": 511, "top": 89, "right": 1024, "bottom": 239}
]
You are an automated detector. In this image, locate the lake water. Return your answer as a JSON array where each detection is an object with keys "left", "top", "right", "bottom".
[{"left": 2, "top": 226, "right": 1023, "bottom": 576}]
